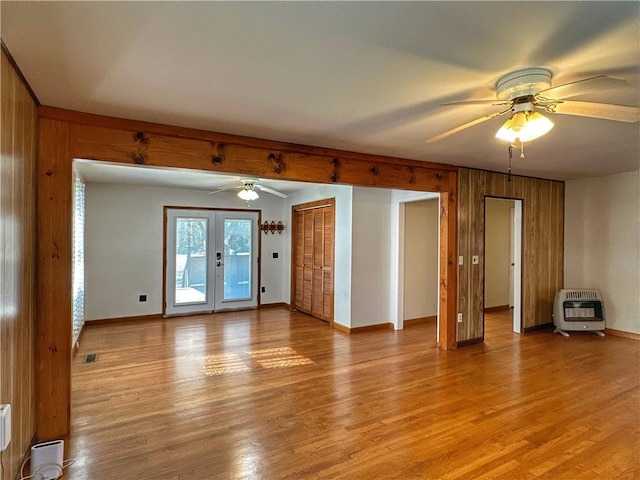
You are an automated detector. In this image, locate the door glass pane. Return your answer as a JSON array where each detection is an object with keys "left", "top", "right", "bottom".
[
  {"left": 223, "top": 219, "right": 252, "bottom": 300},
  {"left": 175, "top": 217, "right": 208, "bottom": 305}
]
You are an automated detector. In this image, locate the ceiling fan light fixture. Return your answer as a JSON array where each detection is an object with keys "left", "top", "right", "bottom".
[
  {"left": 495, "top": 110, "right": 554, "bottom": 143},
  {"left": 519, "top": 111, "right": 554, "bottom": 142},
  {"left": 238, "top": 188, "right": 259, "bottom": 201},
  {"left": 495, "top": 118, "right": 518, "bottom": 142}
]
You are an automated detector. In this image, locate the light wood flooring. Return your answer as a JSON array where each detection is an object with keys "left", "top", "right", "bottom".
[{"left": 64, "top": 308, "right": 640, "bottom": 479}]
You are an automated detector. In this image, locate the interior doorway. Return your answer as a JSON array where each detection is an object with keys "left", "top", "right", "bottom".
[
  {"left": 402, "top": 199, "right": 439, "bottom": 330},
  {"left": 484, "top": 197, "right": 522, "bottom": 334},
  {"left": 390, "top": 192, "right": 440, "bottom": 336},
  {"left": 164, "top": 208, "right": 260, "bottom": 316}
]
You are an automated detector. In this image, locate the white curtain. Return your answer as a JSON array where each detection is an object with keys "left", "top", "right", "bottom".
[{"left": 72, "top": 175, "right": 86, "bottom": 346}]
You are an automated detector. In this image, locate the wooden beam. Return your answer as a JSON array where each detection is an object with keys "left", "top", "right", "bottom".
[
  {"left": 37, "top": 118, "right": 73, "bottom": 438},
  {"left": 67, "top": 123, "right": 452, "bottom": 192},
  {"left": 438, "top": 173, "right": 458, "bottom": 350},
  {"left": 36, "top": 106, "right": 460, "bottom": 436},
  {"left": 40, "top": 106, "right": 457, "bottom": 174}
]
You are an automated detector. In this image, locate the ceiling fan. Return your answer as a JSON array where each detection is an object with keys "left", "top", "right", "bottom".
[
  {"left": 425, "top": 67, "right": 639, "bottom": 145},
  {"left": 208, "top": 178, "right": 288, "bottom": 201}
]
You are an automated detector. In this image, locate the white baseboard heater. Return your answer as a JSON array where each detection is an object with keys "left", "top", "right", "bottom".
[{"left": 553, "top": 289, "right": 605, "bottom": 337}]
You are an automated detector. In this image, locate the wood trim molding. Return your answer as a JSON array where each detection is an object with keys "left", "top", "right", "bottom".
[
  {"left": 36, "top": 106, "right": 459, "bottom": 438},
  {"left": 84, "top": 314, "right": 164, "bottom": 326},
  {"left": 456, "top": 337, "right": 484, "bottom": 348},
  {"left": 523, "top": 322, "right": 554, "bottom": 333},
  {"left": 604, "top": 328, "right": 640, "bottom": 341},
  {"left": 1, "top": 39, "right": 40, "bottom": 105},
  {"left": 259, "top": 302, "right": 291, "bottom": 309},
  {"left": 333, "top": 323, "right": 394, "bottom": 334},
  {"left": 484, "top": 305, "right": 510, "bottom": 313},
  {"left": 404, "top": 315, "right": 437, "bottom": 326}
]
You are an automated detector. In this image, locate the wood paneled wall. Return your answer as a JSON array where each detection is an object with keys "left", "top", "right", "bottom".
[
  {"left": 36, "top": 107, "right": 459, "bottom": 438},
  {"left": 457, "top": 168, "right": 564, "bottom": 342},
  {"left": 0, "top": 48, "right": 38, "bottom": 480}
]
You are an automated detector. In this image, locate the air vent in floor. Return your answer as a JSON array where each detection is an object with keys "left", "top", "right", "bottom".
[{"left": 83, "top": 353, "right": 98, "bottom": 363}]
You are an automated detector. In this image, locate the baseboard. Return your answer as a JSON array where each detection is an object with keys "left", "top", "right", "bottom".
[
  {"left": 73, "top": 325, "right": 86, "bottom": 354},
  {"left": 484, "top": 305, "right": 510, "bottom": 313},
  {"left": 85, "top": 313, "right": 163, "bottom": 326},
  {"left": 604, "top": 328, "right": 640, "bottom": 340},
  {"left": 260, "top": 302, "right": 291, "bottom": 309},
  {"left": 333, "top": 323, "right": 350, "bottom": 334},
  {"left": 333, "top": 322, "right": 394, "bottom": 334},
  {"left": 523, "top": 322, "right": 554, "bottom": 333},
  {"left": 404, "top": 315, "right": 437, "bottom": 327},
  {"left": 456, "top": 337, "right": 483, "bottom": 348}
]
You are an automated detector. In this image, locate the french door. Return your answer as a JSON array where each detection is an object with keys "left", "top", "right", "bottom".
[{"left": 164, "top": 208, "right": 259, "bottom": 316}]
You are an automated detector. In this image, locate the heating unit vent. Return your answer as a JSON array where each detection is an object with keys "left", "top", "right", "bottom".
[
  {"left": 564, "top": 290, "right": 598, "bottom": 300},
  {"left": 553, "top": 289, "right": 605, "bottom": 337}
]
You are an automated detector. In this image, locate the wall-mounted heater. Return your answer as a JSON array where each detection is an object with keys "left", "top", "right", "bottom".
[{"left": 553, "top": 289, "right": 605, "bottom": 337}]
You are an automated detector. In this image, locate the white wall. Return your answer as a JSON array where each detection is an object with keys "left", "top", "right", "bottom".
[
  {"left": 284, "top": 184, "right": 353, "bottom": 328},
  {"left": 485, "top": 198, "right": 512, "bottom": 308},
  {"left": 564, "top": 170, "right": 640, "bottom": 334},
  {"left": 350, "top": 187, "right": 392, "bottom": 328},
  {"left": 85, "top": 183, "right": 286, "bottom": 320},
  {"left": 403, "top": 199, "right": 439, "bottom": 320}
]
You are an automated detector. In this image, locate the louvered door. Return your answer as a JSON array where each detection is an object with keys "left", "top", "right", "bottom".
[{"left": 292, "top": 199, "right": 334, "bottom": 323}]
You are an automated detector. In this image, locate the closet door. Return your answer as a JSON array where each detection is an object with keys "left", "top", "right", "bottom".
[
  {"left": 292, "top": 199, "right": 334, "bottom": 324},
  {"left": 311, "top": 207, "right": 333, "bottom": 321}
]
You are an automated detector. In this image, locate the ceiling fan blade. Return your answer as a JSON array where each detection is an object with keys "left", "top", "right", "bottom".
[
  {"left": 207, "top": 185, "right": 239, "bottom": 194},
  {"left": 256, "top": 184, "right": 288, "bottom": 198},
  {"left": 425, "top": 110, "right": 509, "bottom": 144},
  {"left": 551, "top": 101, "right": 639, "bottom": 123},
  {"left": 440, "top": 99, "right": 510, "bottom": 107},
  {"left": 537, "top": 75, "right": 628, "bottom": 101}
]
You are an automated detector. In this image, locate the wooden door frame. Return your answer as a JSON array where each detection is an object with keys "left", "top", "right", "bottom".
[
  {"left": 290, "top": 198, "right": 336, "bottom": 326},
  {"left": 37, "top": 106, "right": 457, "bottom": 439}
]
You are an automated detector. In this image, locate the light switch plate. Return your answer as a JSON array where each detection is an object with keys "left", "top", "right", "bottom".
[
  {"left": 0, "top": 404, "right": 11, "bottom": 451},
  {"left": 458, "top": 256, "right": 463, "bottom": 265},
  {"left": 472, "top": 255, "right": 479, "bottom": 265}
]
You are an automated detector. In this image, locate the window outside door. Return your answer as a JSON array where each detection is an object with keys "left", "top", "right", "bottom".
[{"left": 165, "top": 209, "right": 259, "bottom": 316}]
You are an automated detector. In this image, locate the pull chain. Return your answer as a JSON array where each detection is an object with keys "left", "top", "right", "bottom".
[{"left": 508, "top": 145, "right": 513, "bottom": 182}]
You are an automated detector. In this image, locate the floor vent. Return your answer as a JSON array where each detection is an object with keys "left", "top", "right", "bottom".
[{"left": 83, "top": 353, "right": 98, "bottom": 363}]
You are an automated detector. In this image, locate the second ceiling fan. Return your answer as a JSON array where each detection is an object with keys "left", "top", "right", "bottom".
[{"left": 209, "top": 178, "right": 288, "bottom": 201}]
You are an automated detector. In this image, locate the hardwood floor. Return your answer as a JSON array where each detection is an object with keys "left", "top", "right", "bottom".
[{"left": 63, "top": 308, "right": 639, "bottom": 479}]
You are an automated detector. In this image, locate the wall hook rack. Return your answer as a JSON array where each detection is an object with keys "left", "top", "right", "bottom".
[{"left": 261, "top": 221, "right": 284, "bottom": 234}]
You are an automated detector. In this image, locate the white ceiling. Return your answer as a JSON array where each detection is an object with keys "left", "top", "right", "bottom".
[{"left": 2, "top": 1, "right": 639, "bottom": 183}]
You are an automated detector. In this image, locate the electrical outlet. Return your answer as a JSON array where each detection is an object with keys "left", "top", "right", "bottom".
[
  {"left": 457, "top": 313, "right": 463, "bottom": 323},
  {"left": 139, "top": 294, "right": 147, "bottom": 302},
  {"left": 458, "top": 256, "right": 463, "bottom": 265},
  {"left": 0, "top": 404, "right": 11, "bottom": 452},
  {"left": 261, "top": 286, "right": 266, "bottom": 293},
  {"left": 272, "top": 252, "right": 278, "bottom": 259}
]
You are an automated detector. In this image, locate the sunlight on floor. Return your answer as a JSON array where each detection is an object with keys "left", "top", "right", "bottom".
[
  {"left": 248, "top": 346, "right": 315, "bottom": 369},
  {"left": 200, "top": 352, "right": 250, "bottom": 376},
  {"left": 200, "top": 347, "right": 314, "bottom": 376}
]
